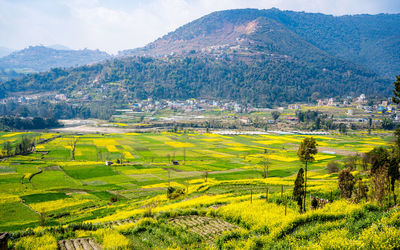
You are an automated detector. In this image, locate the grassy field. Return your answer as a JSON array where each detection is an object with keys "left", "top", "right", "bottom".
[{"left": 1, "top": 131, "right": 399, "bottom": 249}]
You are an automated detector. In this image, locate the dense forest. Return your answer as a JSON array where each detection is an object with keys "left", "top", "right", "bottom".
[
  {"left": 0, "top": 101, "right": 115, "bottom": 121},
  {"left": 259, "top": 9, "right": 400, "bottom": 78},
  {"left": 0, "top": 55, "right": 390, "bottom": 106},
  {"left": 0, "top": 117, "right": 61, "bottom": 131}
]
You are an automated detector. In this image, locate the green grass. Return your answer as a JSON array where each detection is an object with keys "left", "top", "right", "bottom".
[
  {"left": 30, "top": 171, "right": 80, "bottom": 190},
  {"left": 89, "top": 191, "right": 117, "bottom": 201},
  {"left": 0, "top": 202, "right": 39, "bottom": 231},
  {"left": 62, "top": 165, "right": 116, "bottom": 180},
  {"left": 0, "top": 166, "right": 15, "bottom": 173},
  {"left": 21, "top": 192, "right": 68, "bottom": 203},
  {"left": 124, "top": 221, "right": 203, "bottom": 249},
  {"left": 210, "top": 170, "right": 263, "bottom": 180}
]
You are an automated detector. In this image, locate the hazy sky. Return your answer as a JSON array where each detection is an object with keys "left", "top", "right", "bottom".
[{"left": 1, "top": 0, "right": 399, "bottom": 54}]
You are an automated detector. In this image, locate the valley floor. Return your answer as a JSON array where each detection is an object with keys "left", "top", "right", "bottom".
[{"left": 0, "top": 130, "right": 399, "bottom": 249}]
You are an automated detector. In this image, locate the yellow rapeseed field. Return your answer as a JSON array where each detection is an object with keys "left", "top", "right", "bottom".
[
  {"left": 14, "top": 233, "right": 57, "bottom": 250},
  {"left": 193, "top": 149, "right": 234, "bottom": 158},
  {"left": 93, "top": 138, "right": 118, "bottom": 147},
  {"left": 30, "top": 198, "right": 92, "bottom": 213},
  {"left": 122, "top": 151, "right": 134, "bottom": 159},
  {"left": 106, "top": 145, "right": 119, "bottom": 152},
  {"left": 165, "top": 141, "right": 194, "bottom": 148},
  {"left": 254, "top": 140, "right": 288, "bottom": 145},
  {"left": 142, "top": 181, "right": 186, "bottom": 189},
  {"left": 1, "top": 132, "right": 25, "bottom": 137}
]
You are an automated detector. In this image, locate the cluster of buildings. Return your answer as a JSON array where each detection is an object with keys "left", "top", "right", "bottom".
[
  {"left": 0, "top": 92, "right": 66, "bottom": 104},
  {"left": 131, "top": 98, "right": 249, "bottom": 113},
  {"left": 316, "top": 94, "right": 396, "bottom": 114}
]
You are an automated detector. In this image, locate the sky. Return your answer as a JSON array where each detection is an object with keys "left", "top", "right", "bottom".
[{"left": 0, "top": 0, "right": 399, "bottom": 54}]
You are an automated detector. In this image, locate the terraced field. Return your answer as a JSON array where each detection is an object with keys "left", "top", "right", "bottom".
[
  {"left": 1, "top": 130, "right": 399, "bottom": 249},
  {"left": 58, "top": 238, "right": 101, "bottom": 250},
  {"left": 169, "top": 215, "right": 239, "bottom": 242}
]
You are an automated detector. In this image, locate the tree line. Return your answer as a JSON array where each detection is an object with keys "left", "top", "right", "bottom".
[
  {"left": 1, "top": 136, "right": 35, "bottom": 158},
  {"left": 0, "top": 101, "right": 115, "bottom": 120},
  {"left": 0, "top": 116, "right": 61, "bottom": 131}
]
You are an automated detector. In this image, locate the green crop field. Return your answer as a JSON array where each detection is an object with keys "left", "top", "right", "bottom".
[{"left": 1, "top": 131, "right": 399, "bottom": 249}]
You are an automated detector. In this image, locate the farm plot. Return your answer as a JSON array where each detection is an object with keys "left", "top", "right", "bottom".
[
  {"left": 0, "top": 131, "right": 394, "bottom": 232},
  {"left": 58, "top": 238, "right": 101, "bottom": 250},
  {"left": 0, "top": 166, "right": 15, "bottom": 174},
  {"left": 169, "top": 215, "right": 239, "bottom": 242},
  {"left": 102, "top": 218, "right": 138, "bottom": 227},
  {"left": 0, "top": 201, "right": 39, "bottom": 231}
]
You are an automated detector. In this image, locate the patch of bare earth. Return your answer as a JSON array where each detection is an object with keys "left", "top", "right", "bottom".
[
  {"left": 52, "top": 125, "right": 134, "bottom": 134},
  {"left": 43, "top": 165, "right": 62, "bottom": 171},
  {"left": 319, "top": 147, "right": 358, "bottom": 156},
  {"left": 169, "top": 216, "right": 239, "bottom": 242},
  {"left": 102, "top": 218, "right": 138, "bottom": 227},
  {"left": 58, "top": 238, "right": 101, "bottom": 250}
]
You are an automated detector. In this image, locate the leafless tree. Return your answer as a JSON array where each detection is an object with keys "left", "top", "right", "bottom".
[
  {"left": 69, "top": 138, "right": 78, "bottom": 161},
  {"left": 261, "top": 149, "right": 271, "bottom": 178}
]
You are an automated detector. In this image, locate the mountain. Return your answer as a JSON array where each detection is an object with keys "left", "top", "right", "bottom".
[
  {"left": 0, "top": 9, "right": 396, "bottom": 104},
  {"left": 121, "top": 8, "right": 400, "bottom": 78},
  {"left": 0, "top": 46, "right": 111, "bottom": 72},
  {"left": 0, "top": 46, "right": 13, "bottom": 58},
  {"left": 47, "top": 44, "right": 70, "bottom": 50}
]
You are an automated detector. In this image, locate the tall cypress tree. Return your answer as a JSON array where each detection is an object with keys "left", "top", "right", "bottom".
[{"left": 293, "top": 168, "right": 305, "bottom": 212}]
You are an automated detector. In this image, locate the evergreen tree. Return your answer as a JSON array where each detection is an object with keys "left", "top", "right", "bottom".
[
  {"left": 338, "top": 169, "right": 355, "bottom": 199},
  {"left": 368, "top": 147, "right": 389, "bottom": 174},
  {"left": 388, "top": 149, "right": 400, "bottom": 204},
  {"left": 293, "top": 168, "right": 305, "bottom": 212}
]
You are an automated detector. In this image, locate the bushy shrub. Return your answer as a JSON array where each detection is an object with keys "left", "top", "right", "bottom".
[
  {"left": 338, "top": 169, "right": 355, "bottom": 198},
  {"left": 110, "top": 196, "right": 119, "bottom": 203},
  {"left": 326, "top": 161, "right": 340, "bottom": 173},
  {"left": 311, "top": 197, "right": 319, "bottom": 210},
  {"left": 167, "top": 187, "right": 185, "bottom": 199}
]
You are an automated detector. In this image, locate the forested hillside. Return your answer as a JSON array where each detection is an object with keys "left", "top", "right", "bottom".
[
  {"left": 1, "top": 8, "right": 397, "bottom": 104},
  {"left": 0, "top": 55, "right": 388, "bottom": 106}
]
